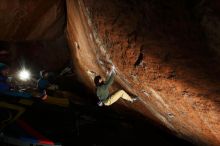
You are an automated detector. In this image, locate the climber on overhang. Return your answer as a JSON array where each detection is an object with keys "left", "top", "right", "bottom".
[{"left": 94, "top": 65, "right": 138, "bottom": 106}]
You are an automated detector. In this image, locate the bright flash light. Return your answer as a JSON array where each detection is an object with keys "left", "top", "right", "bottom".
[{"left": 18, "top": 69, "right": 31, "bottom": 81}]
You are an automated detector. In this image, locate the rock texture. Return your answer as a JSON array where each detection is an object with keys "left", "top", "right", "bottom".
[
  {"left": 0, "top": 0, "right": 220, "bottom": 145},
  {"left": 0, "top": 0, "right": 65, "bottom": 41},
  {"left": 67, "top": 0, "right": 220, "bottom": 145},
  {"left": 197, "top": 0, "right": 220, "bottom": 56},
  {"left": 0, "top": 0, "right": 68, "bottom": 71}
]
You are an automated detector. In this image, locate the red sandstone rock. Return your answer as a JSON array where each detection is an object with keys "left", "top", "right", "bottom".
[
  {"left": 67, "top": 0, "right": 220, "bottom": 145},
  {"left": 0, "top": 0, "right": 65, "bottom": 41},
  {"left": 0, "top": 0, "right": 220, "bottom": 145}
]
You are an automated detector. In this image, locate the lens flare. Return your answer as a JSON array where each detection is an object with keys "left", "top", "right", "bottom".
[{"left": 18, "top": 69, "right": 30, "bottom": 81}]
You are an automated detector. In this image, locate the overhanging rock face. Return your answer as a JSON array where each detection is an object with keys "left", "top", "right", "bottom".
[
  {"left": 1, "top": 0, "right": 220, "bottom": 145},
  {"left": 0, "top": 0, "right": 65, "bottom": 41},
  {"left": 67, "top": 0, "right": 220, "bottom": 145},
  {"left": 0, "top": 0, "right": 68, "bottom": 70}
]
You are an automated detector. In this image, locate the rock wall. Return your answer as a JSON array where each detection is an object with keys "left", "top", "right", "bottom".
[
  {"left": 67, "top": 0, "right": 220, "bottom": 145},
  {"left": 196, "top": 0, "right": 220, "bottom": 56},
  {"left": 0, "top": 0, "right": 220, "bottom": 145},
  {"left": 0, "top": 0, "right": 68, "bottom": 72},
  {"left": 0, "top": 0, "right": 65, "bottom": 41}
]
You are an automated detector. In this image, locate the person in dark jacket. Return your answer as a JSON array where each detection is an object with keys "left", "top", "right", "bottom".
[
  {"left": 37, "top": 70, "right": 49, "bottom": 100},
  {"left": 0, "top": 63, "right": 32, "bottom": 99},
  {"left": 37, "top": 70, "right": 58, "bottom": 100},
  {"left": 94, "top": 66, "right": 138, "bottom": 106},
  {"left": 0, "top": 63, "right": 10, "bottom": 91}
]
